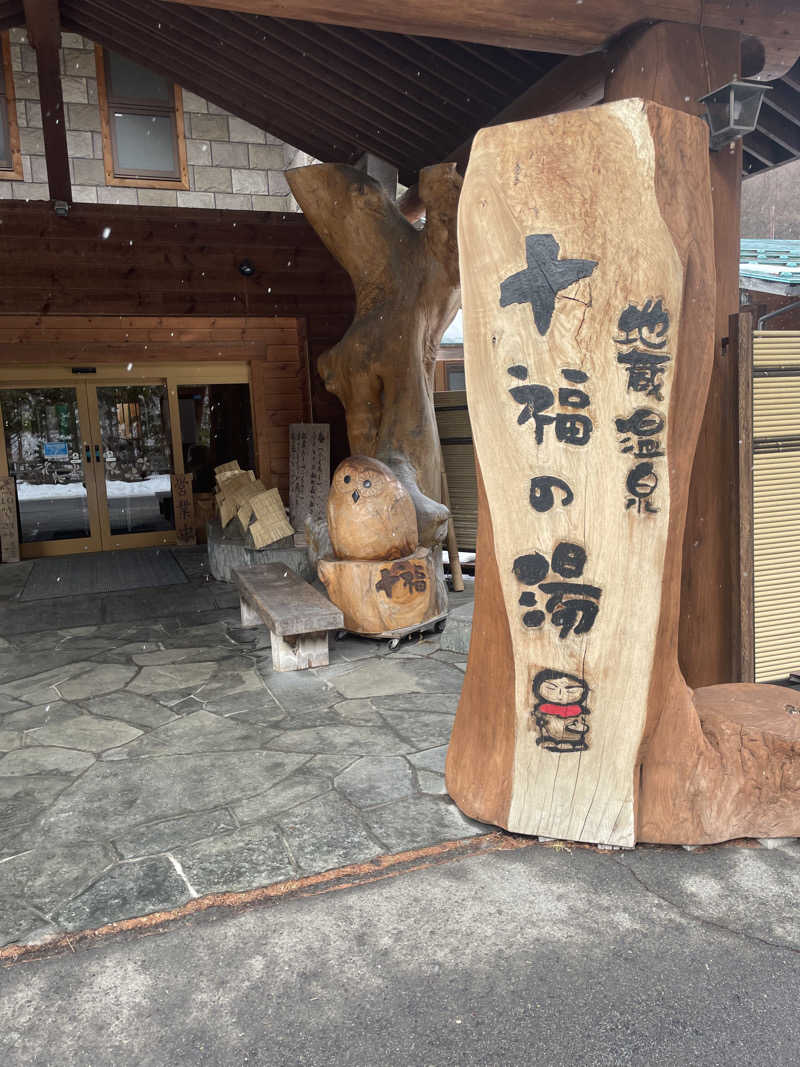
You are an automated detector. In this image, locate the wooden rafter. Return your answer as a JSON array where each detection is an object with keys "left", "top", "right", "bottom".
[
  {"left": 23, "top": 0, "right": 70, "bottom": 203},
  {"left": 161, "top": 0, "right": 800, "bottom": 79},
  {"left": 397, "top": 50, "right": 608, "bottom": 219}
]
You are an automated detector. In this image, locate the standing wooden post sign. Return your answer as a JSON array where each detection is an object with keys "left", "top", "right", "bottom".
[
  {"left": 449, "top": 100, "right": 800, "bottom": 847},
  {"left": 0, "top": 476, "right": 20, "bottom": 564},
  {"left": 289, "top": 423, "right": 330, "bottom": 531},
  {"left": 171, "top": 474, "right": 196, "bottom": 546},
  {"left": 447, "top": 101, "right": 717, "bottom": 847}
]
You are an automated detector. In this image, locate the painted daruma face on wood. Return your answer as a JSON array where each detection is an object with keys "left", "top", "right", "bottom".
[
  {"left": 532, "top": 669, "right": 591, "bottom": 753},
  {"left": 327, "top": 455, "right": 419, "bottom": 561}
]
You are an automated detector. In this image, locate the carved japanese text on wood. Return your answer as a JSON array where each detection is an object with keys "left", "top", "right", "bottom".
[
  {"left": 171, "top": 474, "right": 196, "bottom": 547},
  {"left": 447, "top": 100, "right": 716, "bottom": 847},
  {"left": 0, "top": 476, "right": 20, "bottom": 564},
  {"left": 289, "top": 423, "right": 330, "bottom": 531}
]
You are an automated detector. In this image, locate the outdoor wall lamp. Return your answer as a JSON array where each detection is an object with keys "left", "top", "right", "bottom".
[{"left": 698, "top": 78, "right": 771, "bottom": 150}]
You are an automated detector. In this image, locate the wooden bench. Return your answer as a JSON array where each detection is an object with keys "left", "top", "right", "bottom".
[{"left": 232, "top": 564, "right": 344, "bottom": 672}]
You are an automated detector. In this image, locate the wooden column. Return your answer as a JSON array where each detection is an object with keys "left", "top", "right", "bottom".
[
  {"left": 23, "top": 0, "right": 71, "bottom": 204},
  {"left": 287, "top": 162, "right": 460, "bottom": 548},
  {"left": 606, "top": 22, "right": 743, "bottom": 687}
]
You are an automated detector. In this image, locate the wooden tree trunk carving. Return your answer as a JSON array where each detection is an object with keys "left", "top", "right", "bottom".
[
  {"left": 287, "top": 162, "right": 461, "bottom": 546},
  {"left": 447, "top": 100, "right": 800, "bottom": 847}
]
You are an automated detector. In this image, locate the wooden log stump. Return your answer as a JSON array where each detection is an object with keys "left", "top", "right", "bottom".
[
  {"left": 318, "top": 548, "right": 446, "bottom": 636},
  {"left": 448, "top": 99, "right": 800, "bottom": 847}
]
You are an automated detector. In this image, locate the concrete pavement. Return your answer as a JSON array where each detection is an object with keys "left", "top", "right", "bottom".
[{"left": 1, "top": 837, "right": 799, "bottom": 1065}]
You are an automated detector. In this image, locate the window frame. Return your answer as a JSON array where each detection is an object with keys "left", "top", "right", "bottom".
[
  {"left": 95, "top": 44, "right": 188, "bottom": 190},
  {"left": 0, "top": 33, "right": 23, "bottom": 181},
  {"left": 445, "top": 360, "right": 466, "bottom": 391}
]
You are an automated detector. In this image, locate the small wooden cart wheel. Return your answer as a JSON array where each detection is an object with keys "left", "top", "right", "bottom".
[
  {"left": 435, "top": 619, "right": 447, "bottom": 633},
  {"left": 336, "top": 630, "right": 347, "bottom": 641},
  {"left": 388, "top": 638, "right": 402, "bottom": 651}
]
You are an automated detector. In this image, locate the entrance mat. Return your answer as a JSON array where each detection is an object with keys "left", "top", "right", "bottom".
[{"left": 20, "top": 548, "right": 188, "bottom": 600}]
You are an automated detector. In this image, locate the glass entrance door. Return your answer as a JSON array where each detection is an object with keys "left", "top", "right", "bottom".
[
  {"left": 89, "top": 383, "right": 175, "bottom": 549},
  {"left": 0, "top": 385, "right": 103, "bottom": 555},
  {"left": 0, "top": 380, "right": 178, "bottom": 557}
]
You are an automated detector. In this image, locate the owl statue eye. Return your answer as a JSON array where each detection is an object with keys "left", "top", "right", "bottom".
[
  {"left": 363, "top": 479, "right": 371, "bottom": 488},
  {"left": 344, "top": 475, "right": 351, "bottom": 484}
]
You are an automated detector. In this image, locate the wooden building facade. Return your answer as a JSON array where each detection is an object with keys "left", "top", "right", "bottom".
[
  {"left": 0, "top": 200, "right": 354, "bottom": 553},
  {"left": 0, "top": 0, "right": 799, "bottom": 687}
]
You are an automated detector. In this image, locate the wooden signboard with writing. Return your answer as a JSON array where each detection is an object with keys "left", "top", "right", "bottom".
[
  {"left": 289, "top": 423, "right": 330, "bottom": 530},
  {"left": 448, "top": 100, "right": 800, "bottom": 847},
  {"left": 448, "top": 101, "right": 713, "bottom": 847},
  {"left": 318, "top": 547, "right": 444, "bottom": 635},
  {"left": 0, "top": 476, "right": 20, "bottom": 564},
  {"left": 171, "top": 474, "right": 196, "bottom": 546}
]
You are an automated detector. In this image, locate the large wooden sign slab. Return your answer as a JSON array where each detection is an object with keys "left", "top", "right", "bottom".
[{"left": 447, "top": 100, "right": 716, "bottom": 847}]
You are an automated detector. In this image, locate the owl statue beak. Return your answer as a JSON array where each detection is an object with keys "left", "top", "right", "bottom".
[{"left": 351, "top": 489, "right": 360, "bottom": 503}]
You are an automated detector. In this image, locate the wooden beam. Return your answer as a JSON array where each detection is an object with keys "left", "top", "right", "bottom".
[
  {"left": 757, "top": 103, "right": 800, "bottom": 157},
  {"left": 161, "top": 1, "right": 800, "bottom": 77},
  {"left": 606, "top": 21, "right": 743, "bottom": 689},
  {"left": 23, "top": 0, "right": 70, "bottom": 203},
  {"left": 732, "top": 309, "right": 755, "bottom": 683}
]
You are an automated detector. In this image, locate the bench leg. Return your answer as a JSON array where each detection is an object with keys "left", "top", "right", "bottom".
[
  {"left": 239, "top": 597, "right": 261, "bottom": 629},
  {"left": 270, "top": 630, "right": 329, "bottom": 671}
]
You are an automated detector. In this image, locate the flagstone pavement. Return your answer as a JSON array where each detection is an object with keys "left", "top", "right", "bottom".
[{"left": 0, "top": 547, "right": 482, "bottom": 948}]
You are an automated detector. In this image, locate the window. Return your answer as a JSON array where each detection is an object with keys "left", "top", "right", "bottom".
[
  {"left": 0, "top": 33, "right": 22, "bottom": 180},
  {"left": 445, "top": 362, "right": 466, "bottom": 391},
  {"left": 435, "top": 345, "right": 466, "bottom": 392},
  {"left": 96, "top": 46, "right": 188, "bottom": 188}
]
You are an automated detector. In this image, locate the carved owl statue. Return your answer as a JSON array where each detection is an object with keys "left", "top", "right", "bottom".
[{"left": 327, "top": 455, "right": 419, "bottom": 561}]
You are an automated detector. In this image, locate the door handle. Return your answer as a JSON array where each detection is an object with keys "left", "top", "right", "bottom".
[
  {"left": 85, "top": 444, "right": 92, "bottom": 463},
  {"left": 94, "top": 445, "right": 101, "bottom": 463}
]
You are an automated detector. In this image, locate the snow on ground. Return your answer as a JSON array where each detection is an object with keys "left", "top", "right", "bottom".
[{"left": 17, "top": 475, "right": 172, "bottom": 500}]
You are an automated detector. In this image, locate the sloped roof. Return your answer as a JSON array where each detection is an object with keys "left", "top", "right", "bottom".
[
  {"left": 744, "top": 60, "right": 800, "bottom": 177},
  {"left": 2, "top": 1, "right": 799, "bottom": 183},
  {"left": 0, "top": 1, "right": 21, "bottom": 31},
  {"left": 62, "top": 0, "right": 559, "bottom": 186}
]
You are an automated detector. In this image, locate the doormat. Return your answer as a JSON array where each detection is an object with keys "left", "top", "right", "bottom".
[{"left": 20, "top": 548, "right": 188, "bottom": 601}]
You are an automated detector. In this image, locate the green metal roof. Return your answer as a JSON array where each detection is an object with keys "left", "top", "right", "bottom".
[{"left": 740, "top": 239, "right": 800, "bottom": 287}]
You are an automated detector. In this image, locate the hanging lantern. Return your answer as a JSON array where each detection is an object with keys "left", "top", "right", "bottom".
[{"left": 698, "top": 79, "right": 771, "bottom": 150}]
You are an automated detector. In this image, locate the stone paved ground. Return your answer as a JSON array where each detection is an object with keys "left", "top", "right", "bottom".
[{"left": 0, "top": 547, "right": 480, "bottom": 948}]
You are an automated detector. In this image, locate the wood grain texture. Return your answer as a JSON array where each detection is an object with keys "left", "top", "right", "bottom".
[
  {"left": 23, "top": 0, "right": 71, "bottom": 202},
  {"left": 287, "top": 162, "right": 457, "bottom": 549},
  {"left": 734, "top": 311, "right": 755, "bottom": 683},
  {"left": 318, "top": 547, "right": 444, "bottom": 635},
  {"left": 449, "top": 100, "right": 715, "bottom": 847},
  {"left": 639, "top": 684, "right": 800, "bottom": 844},
  {"left": 445, "top": 464, "right": 516, "bottom": 828},
  {"left": 161, "top": 0, "right": 800, "bottom": 77},
  {"left": 171, "top": 474, "right": 196, "bottom": 546},
  {"left": 0, "top": 34, "right": 23, "bottom": 182},
  {"left": 605, "top": 23, "right": 744, "bottom": 689},
  {"left": 327, "top": 455, "right": 418, "bottom": 563},
  {"left": 0, "top": 476, "right": 20, "bottom": 563},
  {"left": 233, "top": 563, "right": 343, "bottom": 635}
]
